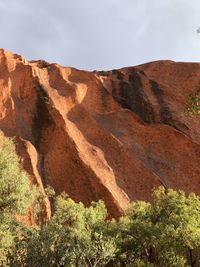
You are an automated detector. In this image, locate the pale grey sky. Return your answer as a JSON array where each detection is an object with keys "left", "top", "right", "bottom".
[{"left": 0, "top": 0, "right": 200, "bottom": 70}]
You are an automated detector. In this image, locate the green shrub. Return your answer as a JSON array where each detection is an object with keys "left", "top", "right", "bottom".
[
  {"left": 1, "top": 136, "right": 200, "bottom": 266},
  {"left": 0, "top": 136, "right": 38, "bottom": 266},
  {"left": 185, "top": 82, "right": 200, "bottom": 116}
]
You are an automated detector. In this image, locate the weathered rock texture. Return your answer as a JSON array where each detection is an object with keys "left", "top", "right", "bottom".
[{"left": 1, "top": 49, "right": 200, "bottom": 217}]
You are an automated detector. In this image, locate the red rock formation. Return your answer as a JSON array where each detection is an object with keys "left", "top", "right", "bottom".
[{"left": 1, "top": 49, "right": 200, "bottom": 217}]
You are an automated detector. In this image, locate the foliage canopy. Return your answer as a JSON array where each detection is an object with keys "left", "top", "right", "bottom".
[{"left": 0, "top": 136, "right": 200, "bottom": 266}]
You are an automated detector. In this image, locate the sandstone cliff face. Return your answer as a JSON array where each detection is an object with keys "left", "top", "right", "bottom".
[{"left": 1, "top": 49, "right": 200, "bottom": 217}]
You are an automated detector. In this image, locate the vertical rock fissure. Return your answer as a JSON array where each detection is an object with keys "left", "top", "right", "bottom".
[
  {"left": 32, "top": 85, "right": 51, "bottom": 148},
  {"left": 110, "top": 71, "right": 155, "bottom": 123},
  {"left": 32, "top": 83, "right": 53, "bottom": 187},
  {"left": 38, "top": 153, "right": 47, "bottom": 186}
]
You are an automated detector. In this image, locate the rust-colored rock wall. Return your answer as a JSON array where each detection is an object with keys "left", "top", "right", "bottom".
[{"left": 1, "top": 49, "right": 200, "bottom": 217}]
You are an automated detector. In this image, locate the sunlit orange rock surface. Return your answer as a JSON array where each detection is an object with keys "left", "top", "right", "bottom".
[{"left": 1, "top": 48, "right": 200, "bottom": 217}]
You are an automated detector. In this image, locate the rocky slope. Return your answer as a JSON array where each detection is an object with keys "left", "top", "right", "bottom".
[{"left": 1, "top": 49, "right": 200, "bottom": 217}]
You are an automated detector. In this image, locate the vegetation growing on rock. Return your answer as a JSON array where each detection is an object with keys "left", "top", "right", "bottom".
[{"left": 185, "top": 82, "right": 200, "bottom": 116}]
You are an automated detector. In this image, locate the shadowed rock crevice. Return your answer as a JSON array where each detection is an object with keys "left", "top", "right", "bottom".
[
  {"left": 110, "top": 71, "right": 155, "bottom": 123},
  {"left": 38, "top": 153, "right": 46, "bottom": 186},
  {"left": 32, "top": 84, "right": 53, "bottom": 149},
  {"left": 31, "top": 83, "right": 55, "bottom": 187}
]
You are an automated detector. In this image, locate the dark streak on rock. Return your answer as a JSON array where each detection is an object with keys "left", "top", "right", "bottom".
[
  {"left": 32, "top": 84, "right": 54, "bottom": 186},
  {"left": 99, "top": 85, "right": 111, "bottom": 110},
  {"left": 32, "top": 85, "right": 52, "bottom": 149},
  {"left": 116, "top": 71, "right": 124, "bottom": 80},
  {"left": 150, "top": 80, "right": 189, "bottom": 132},
  {"left": 38, "top": 153, "right": 47, "bottom": 186},
  {"left": 111, "top": 70, "right": 155, "bottom": 123},
  {"left": 149, "top": 80, "right": 172, "bottom": 124}
]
